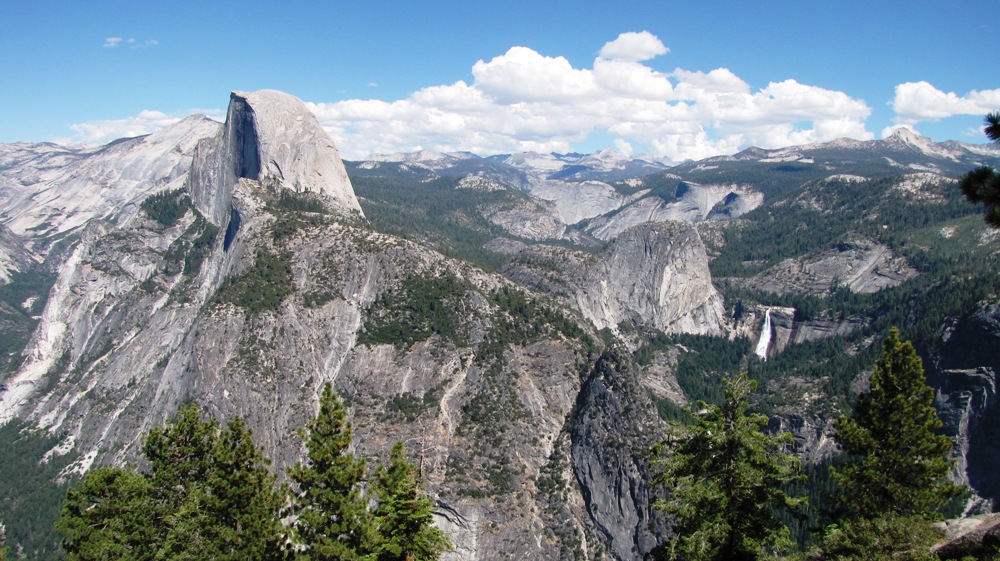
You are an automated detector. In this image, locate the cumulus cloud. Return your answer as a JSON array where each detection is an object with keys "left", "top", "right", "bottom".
[
  {"left": 63, "top": 110, "right": 188, "bottom": 145},
  {"left": 599, "top": 31, "right": 668, "bottom": 62},
  {"left": 892, "top": 81, "right": 1000, "bottom": 125},
  {"left": 103, "top": 37, "right": 124, "bottom": 48},
  {"left": 77, "top": 32, "right": 881, "bottom": 161},
  {"left": 471, "top": 46, "right": 597, "bottom": 103},
  {"left": 308, "top": 32, "right": 874, "bottom": 161}
]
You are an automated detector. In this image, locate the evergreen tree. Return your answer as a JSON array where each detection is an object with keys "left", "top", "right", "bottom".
[
  {"left": 58, "top": 467, "right": 159, "bottom": 560},
  {"left": 370, "top": 442, "right": 451, "bottom": 561},
  {"left": 817, "top": 514, "right": 941, "bottom": 561},
  {"left": 58, "top": 406, "right": 284, "bottom": 561},
  {"left": 151, "top": 414, "right": 285, "bottom": 561},
  {"left": 204, "top": 417, "right": 286, "bottom": 560},
  {"left": 288, "top": 383, "right": 373, "bottom": 560},
  {"left": 959, "top": 112, "right": 1000, "bottom": 228},
  {"left": 652, "top": 373, "right": 805, "bottom": 561},
  {"left": 831, "top": 327, "right": 963, "bottom": 518}
]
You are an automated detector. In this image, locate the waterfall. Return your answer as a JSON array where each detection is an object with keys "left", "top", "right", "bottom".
[{"left": 754, "top": 309, "right": 772, "bottom": 361}]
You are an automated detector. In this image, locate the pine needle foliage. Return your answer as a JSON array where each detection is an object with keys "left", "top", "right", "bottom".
[
  {"left": 816, "top": 514, "right": 941, "bottom": 561},
  {"left": 652, "top": 373, "right": 805, "bottom": 561},
  {"left": 831, "top": 327, "right": 963, "bottom": 518},
  {"left": 959, "top": 112, "right": 1000, "bottom": 228},
  {"left": 287, "top": 383, "right": 374, "bottom": 561},
  {"left": 58, "top": 406, "right": 284, "bottom": 561},
  {"left": 370, "top": 442, "right": 452, "bottom": 561}
]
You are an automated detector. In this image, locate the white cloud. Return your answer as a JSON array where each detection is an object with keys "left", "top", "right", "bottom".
[
  {"left": 613, "top": 138, "right": 634, "bottom": 156},
  {"left": 306, "top": 33, "right": 875, "bottom": 161},
  {"left": 62, "top": 110, "right": 201, "bottom": 146},
  {"left": 102, "top": 36, "right": 159, "bottom": 48},
  {"left": 593, "top": 58, "right": 673, "bottom": 99},
  {"left": 599, "top": 31, "right": 668, "bottom": 62},
  {"left": 471, "top": 46, "right": 597, "bottom": 103},
  {"left": 892, "top": 81, "right": 1000, "bottom": 124},
  {"left": 76, "top": 32, "right": 880, "bottom": 161}
]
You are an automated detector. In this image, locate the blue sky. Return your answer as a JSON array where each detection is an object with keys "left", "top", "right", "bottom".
[{"left": 2, "top": 0, "right": 998, "bottom": 161}]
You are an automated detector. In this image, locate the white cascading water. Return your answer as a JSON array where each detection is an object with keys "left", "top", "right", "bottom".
[{"left": 754, "top": 308, "right": 772, "bottom": 361}]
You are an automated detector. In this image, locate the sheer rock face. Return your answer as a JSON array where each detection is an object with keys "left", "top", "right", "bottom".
[
  {"left": 932, "top": 302, "right": 1000, "bottom": 510},
  {"left": 502, "top": 222, "right": 726, "bottom": 336},
  {"left": 571, "top": 355, "right": 668, "bottom": 561},
  {"left": 766, "top": 308, "right": 865, "bottom": 355},
  {"left": 191, "top": 90, "right": 362, "bottom": 227},
  {"left": 588, "top": 223, "right": 726, "bottom": 335}
]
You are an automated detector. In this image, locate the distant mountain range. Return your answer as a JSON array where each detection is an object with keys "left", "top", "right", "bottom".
[{"left": 345, "top": 128, "right": 1000, "bottom": 243}]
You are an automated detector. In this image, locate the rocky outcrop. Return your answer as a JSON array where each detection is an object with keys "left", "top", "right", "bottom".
[
  {"left": 933, "top": 514, "right": 1000, "bottom": 560},
  {"left": 503, "top": 222, "right": 727, "bottom": 335},
  {"left": 478, "top": 197, "right": 567, "bottom": 241},
  {"left": 0, "top": 223, "right": 38, "bottom": 283},
  {"left": 735, "top": 238, "right": 917, "bottom": 296},
  {"left": 571, "top": 352, "right": 668, "bottom": 561},
  {"left": 529, "top": 179, "right": 636, "bottom": 225},
  {"left": 190, "top": 90, "right": 362, "bottom": 226},
  {"left": 588, "top": 223, "right": 726, "bottom": 335},
  {"left": 931, "top": 301, "right": 1000, "bottom": 510},
  {"left": 585, "top": 182, "right": 762, "bottom": 241},
  {"left": 768, "top": 414, "right": 838, "bottom": 464}
]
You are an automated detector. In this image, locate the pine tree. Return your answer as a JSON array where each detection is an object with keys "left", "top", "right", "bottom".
[
  {"left": 58, "top": 406, "right": 284, "bottom": 561},
  {"left": 58, "top": 467, "right": 158, "bottom": 560},
  {"left": 652, "top": 373, "right": 805, "bottom": 561},
  {"left": 204, "top": 417, "right": 285, "bottom": 560},
  {"left": 959, "top": 112, "right": 1000, "bottom": 228},
  {"left": 370, "top": 442, "right": 452, "bottom": 561},
  {"left": 150, "top": 415, "right": 285, "bottom": 561},
  {"left": 831, "top": 327, "right": 963, "bottom": 518},
  {"left": 288, "top": 383, "right": 373, "bottom": 560}
]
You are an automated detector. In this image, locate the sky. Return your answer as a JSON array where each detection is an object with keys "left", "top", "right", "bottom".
[{"left": 2, "top": 0, "right": 999, "bottom": 162}]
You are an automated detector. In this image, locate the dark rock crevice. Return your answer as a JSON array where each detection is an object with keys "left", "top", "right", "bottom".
[{"left": 230, "top": 94, "right": 260, "bottom": 181}]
